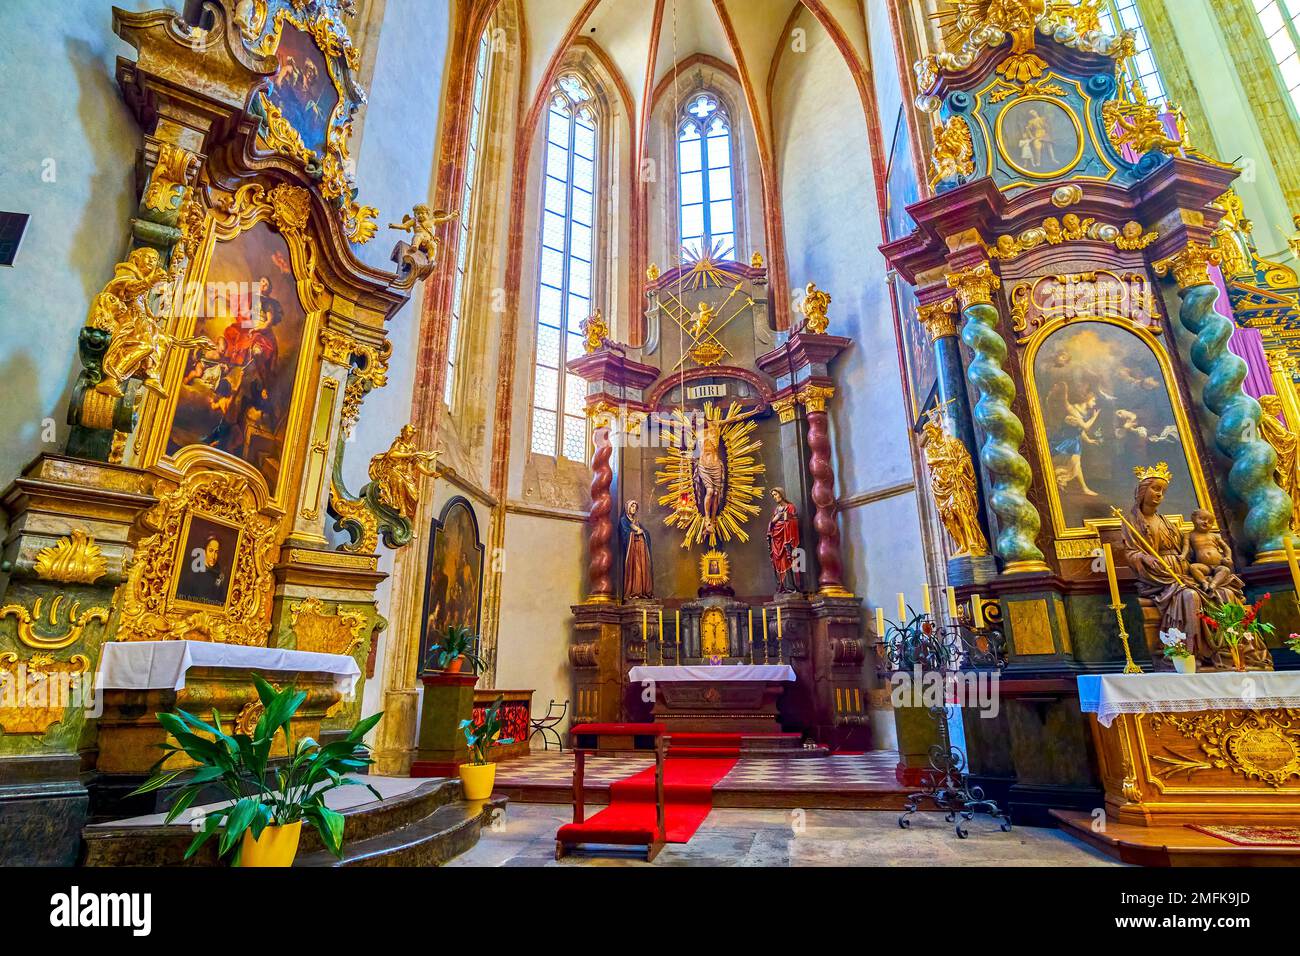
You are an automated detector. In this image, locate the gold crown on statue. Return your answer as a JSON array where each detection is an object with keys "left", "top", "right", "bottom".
[{"left": 1133, "top": 462, "right": 1172, "bottom": 483}]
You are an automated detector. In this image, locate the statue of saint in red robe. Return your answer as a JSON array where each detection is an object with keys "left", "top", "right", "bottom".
[
  {"left": 767, "top": 487, "right": 801, "bottom": 593},
  {"left": 621, "top": 500, "right": 654, "bottom": 600}
]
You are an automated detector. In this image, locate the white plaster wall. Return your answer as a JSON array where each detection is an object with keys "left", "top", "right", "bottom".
[
  {"left": 0, "top": 0, "right": 163, "bottom": 485},
  {"left": 493, "top": 511, "right": 585, "bottom": 716},
  {"left": 772, "top": 8, "right": 927, "bottom": 615}
]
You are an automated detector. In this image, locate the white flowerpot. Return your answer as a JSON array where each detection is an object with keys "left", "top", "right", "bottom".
[{"left": 1172, "top": 656, "right": 1196, "bottom": 674}]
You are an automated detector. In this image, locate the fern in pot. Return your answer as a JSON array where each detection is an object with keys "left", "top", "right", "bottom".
[{"left": 131, "top": 675, "right": 383, "bottom": 867}]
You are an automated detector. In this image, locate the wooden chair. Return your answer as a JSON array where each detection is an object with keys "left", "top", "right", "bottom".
[{"left": 555, "top": 722, "right": 667, "bottom": 862}]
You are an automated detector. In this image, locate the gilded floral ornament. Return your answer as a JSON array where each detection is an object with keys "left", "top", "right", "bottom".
[
  {"left": 0, "top": 652, "right": 92, "bottom": 735},
  {"left": 928, "top": 115, "right": 976, "bottom": 189},
  {"left": 320, "top": 329, "right": 391, "bottom": 437},
  {"left": 947, "top": 261, "right": 1001, "bottom": 308},
  {"left": 142, "top": 144, "right": 201, "bottom": 212},
  {"left": 33, "top": 531, "right": 108, "bottom": 585},
  {"left": 917, "top": 298, "right": 959, "bottom": 342},
  {"left": 0, "top": 596, "right": 110, "bottom": 651},
  {"left": 580, "top": 310, "right": 612, "bottom": 353},
  {"left": 117, "top": 471, "right": 277, "bottom": 646},
  {"left": 1149, "top": 710, "right": 1300, "bottom": 788},
  {"left": 1155, "top": 241, "right": 1222, "bottom": 290},
  {"left": 289, "top": 597, "right": 367, "bottom": 656},
  {"left": 796, "top": 384, "right": 835, "bottom": 414},
  {"left": 799, "top": 283, "right": 832, "bottom": 335},
  {"left": 986, "top": 214, "right": 1157, "bottom": 261},
  {"left": 1102, "top": 84, "right": 1181, "bottom": 157}
]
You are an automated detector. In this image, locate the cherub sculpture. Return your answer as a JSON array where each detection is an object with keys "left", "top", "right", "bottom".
[
  {"left": 91, "top": 247, "right": 212, "bottom": 398},
  {"left": 389, "top": 204, "right": 457, "bottom": 284},
  {"left": 367, "top": 424, "right": 440, "bottom": 518}
]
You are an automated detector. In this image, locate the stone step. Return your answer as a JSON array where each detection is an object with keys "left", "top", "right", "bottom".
[
  {"left": 296, "top": 796, "right": 506, "bottom": 867},
  {"left": 82, "top": 778, "right": 473, "bottom": 866}
]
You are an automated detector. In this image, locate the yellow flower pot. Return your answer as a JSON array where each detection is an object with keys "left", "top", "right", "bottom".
[
  {"left": 458, "top": 762, "right": 497, "bottom": 800},
  {"left": 238, "top": 820, "right": 303, "bottom": 868}
]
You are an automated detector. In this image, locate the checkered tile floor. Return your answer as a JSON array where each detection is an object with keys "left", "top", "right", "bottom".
[{"left": 492, "top": 750, "right": 904, "bottom": 797}]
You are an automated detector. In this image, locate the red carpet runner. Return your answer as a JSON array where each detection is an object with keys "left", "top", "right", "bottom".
[{"left": 569, "top": 735, "right": 740, "bottom": 844}]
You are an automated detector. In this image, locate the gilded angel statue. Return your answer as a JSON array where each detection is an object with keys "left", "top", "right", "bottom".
[
  {"left": 90, "top": 247, "right": 212, "bottom": 398},
  {"left": 367, "top": 424, "right": 440, "bottom": 518},
  {"left": 800, "top": 282, "right": 832, "bottom": 335},
  {"left": 921, "top": 406, "right": 989, "bottom": 558},
  {"left": 389, "top": 204, "right": 458, "bottom": 268}
]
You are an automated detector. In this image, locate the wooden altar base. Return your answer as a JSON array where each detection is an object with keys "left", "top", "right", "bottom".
[
  {"left": 493, "top": 750, "right": 909, "bottom": 810},
  {"left": 1052, "top": 810, "right": 1300, "bottom": 866}
]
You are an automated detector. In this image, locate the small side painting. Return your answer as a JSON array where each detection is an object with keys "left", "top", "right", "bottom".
[
  {"left": 167, "top": 220, "right": 307, "bottom": 493},
  {"left": 171, "top": 513, "right": 242, "bottom": 610},
  {"left": 1032, "top": 321, "right": 1200, "bottom": 531},
  {"left": 265, "top": 23, "right": 339, "bottom": 158},
  {"left": 998, "top": 98, "right": 1082, "bottom": 179},
  {"left": 419, "top": 498, "right": 485, "bottom": 675}
]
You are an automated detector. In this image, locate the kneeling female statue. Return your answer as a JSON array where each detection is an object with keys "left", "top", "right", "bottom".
[{"left": 1118, "top": 463, "right": 1272, "bottom": 671}]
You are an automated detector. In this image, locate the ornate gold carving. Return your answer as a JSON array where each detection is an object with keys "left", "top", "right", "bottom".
[
  {"left": 34, "top": 530, "right": 107, "bottom": 584},
  {"left": 586, "top": 400, "right": 616, "bottom": 430},
  {"left": 289, "top": 597, "right": 367, "bottom": 656},
  {"left": 1055, "top": 537, "right": 1102, "bottom": 560},
  {"left": 772, "top": 397, "right": 797, "bottom": 424},
  {"left": 118, "top": 471, "right": 277, "bottom": 646},
  {"left": 1149, "top": 710, "right": 1300, "bottom": 788},
  {"left": 1155, "top": 241, "right": 1222, "bottom": 290},
  {"left": 700, "top": 606, "right": 729, "bottom": 658},
  {"left": 580, "top": 309, "right": 611, "bottom": 353},
  {"left": 367, "top": 424, "right": 439, "bottom": 519},
  {"left": 946, "top": 261, "right": 1001, "bottom": 307},
  {"left": 698, "top": 549, "right": 731, "bottom": 588},
  {"left": 917, "top": 298, "right": 958, "bottom": 341},
  {"left": 234, "top": 699, "right": 264, "bottom": 736},
  {"left": 320, "top": 329, "right": 391, "bottom": 437},
  {"left": 0, "top": 652, "right": 92, "bottom": 735},
  {"left": 928, "top": 115, "right": 975, "bottom": 188},
  {"left": 0, "top": 597, "right": 110, "bottom": 651},
  {"left": 1010, "top": 270, "right": 1161, "bottom": 344},
  {"left": 646, "top": 262, "right": 661, "bottom": 282},
  {"left": 143, "top": 144, "right": 201, "bottom": 212},
  {"left": 987, "top": 215, "right": 1157, "bottom": 261},
  {"left": 796, "top": 384, "right": 835, "bottom": 414},
  {"left": 988, "top": 78, "right": 1069, "bottom": 103},
  {"left": 1134, "top": 461, "right": 1173, "bottom": 484},
  {"left": 388, "top": 204, "right": 456, "bottom": 286},
  {"left": 921, "top": 406, "right": 990, "bottom": 558},
  {"left": 799, "top": 283, "right": 832, "bottom": 334},
  {"left": 1103, "top": 82, "right": 1181, "bottom": 157},
  {"left": 1051, "top": 184, "right": 1083, "bottom": 208},
  {"left": 329, "top": 481, "right": 378, "bottom": 555},
  {"left": 90, "top": 248, "right": 213, "bottom": 398},
  {"left": 750, "top": 251, "right": 764, "bottom": 269}
]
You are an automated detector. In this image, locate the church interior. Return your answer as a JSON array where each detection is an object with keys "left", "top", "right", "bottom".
[{"left": 9, "top": 0, "right": 1300, "bottom": 881}]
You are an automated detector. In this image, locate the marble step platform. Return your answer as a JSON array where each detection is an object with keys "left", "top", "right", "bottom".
[{"left": 82, "top": 775, "right": 503, "bottom": 866}]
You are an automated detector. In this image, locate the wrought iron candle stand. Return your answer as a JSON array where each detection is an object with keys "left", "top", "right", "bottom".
[{"left": 877, "top": 608, "right": 1011, "bottom": 838}]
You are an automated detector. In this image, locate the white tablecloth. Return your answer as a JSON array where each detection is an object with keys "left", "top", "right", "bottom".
[
  {"left": 628, "top": 664, "right": 796, "bottom": 683},
  {"left": 1077, "top": 671, "right": 1300, "bottom": 727},
  {"left": 98, "top": 640, "right": 360, "bottom": 696}
]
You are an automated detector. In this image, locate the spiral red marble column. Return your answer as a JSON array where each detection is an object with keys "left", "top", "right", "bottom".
[
  {"left": 800, "top": 385, "right": 850, "bottom": 596},
  {"left": 587, "top": 423, "right": 615, "bottom": 602}
]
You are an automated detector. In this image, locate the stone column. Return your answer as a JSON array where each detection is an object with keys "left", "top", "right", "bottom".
[
  {"left": 585, "top": 405, "right": 616, "bottom": 602},
  {"left": 1157, "top": 241, "right": 1292, "bottom": 562},
  {"left": 948, "top": 261, "right": 1047, "bottom": 574},
  {"left": 797, "top": 384, "right": 850, "bottom": 597}
]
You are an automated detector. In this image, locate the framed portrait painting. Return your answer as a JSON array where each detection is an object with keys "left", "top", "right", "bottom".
[
  {"left": 997, "top": 97, "right": 1083, "bottom": 180},
  {"left": 418, "top": 498, "right": 485, "bottom": 675},
  {"left": 170, "top": 511, "right": 243, "bottom": 612}
]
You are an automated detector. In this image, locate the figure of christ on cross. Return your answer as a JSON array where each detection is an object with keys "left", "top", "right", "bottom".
[{"left": 694, "top": 404, "right": 763, "bottom": 535}]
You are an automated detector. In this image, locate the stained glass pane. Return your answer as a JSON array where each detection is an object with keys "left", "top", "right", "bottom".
[
  {"left": 545, "top": 176, "right": 567, "bottom": 214},
  {"left": 540, "top": 248, "right": 565, "bottom": 289},
  {"left": 713, "top": 233, "right": 735, "bottom": 260},
  {"left": 571, "top": 186, "right": 593, "bottom": 226},
  {"left": 564, "top": 373, "right": 586, "bottom": 417},
  {"left": 536, "top": 324, "right": 561, "bottom": 368},
  {"left": 710, "top": 200, "right": 734, "bottom": 235},
  {"left": 708, "top": 167, "right": 732, "bottom": 201},
  {"left": 681, "top": 203, "right": 704, "bottom": 239},
  {"left": 679, "top": 130, "right": 702, "bottom": 172},
  {"left": 546, "top": 140, "right": 569, "bottom": 180},
  {"left": 538, "top": 284, "right": 563, "bottom": 328},
  {"left": 534, "top": 366, "right": 559, "bottom": 409},
  {"left": 567, "top": 332, "right": 585, "bottom": 364},
  {"left": 531, "top": 410, "right": 557, "bottom": 455},
  {"left": 574, "top": 120, "right": 596, "bottom": 159},
  {"left": 570, "top": 222, "right": 592, "bottom": 260},
  {"left": 542, "top": 211, "right": 567, "bottom": 251},
  {"left": 680, "top": 171, "right": 704, "bottom": 206},
  {"left": 567, "top": 295, "right": 590, "bottom": 330},
  {"left": 569, "top": 258, "right": 591, "bottom": 297},
  {"left": 562, "top": 415, "right": 586, "bottom": 460},
  {"left": 706, "top": 132, "right": 731, "bottom": 169},
  {"left": 573, "top": 155, "right": 595, "bottom": 191}
]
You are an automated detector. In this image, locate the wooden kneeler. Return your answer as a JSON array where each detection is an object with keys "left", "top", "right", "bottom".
[{"left": 555, "top": 722, "right": 667, "bottom": 861}]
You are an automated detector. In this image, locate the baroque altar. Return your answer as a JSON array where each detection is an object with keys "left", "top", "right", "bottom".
[
  {"left": 0, "top": 0, "right": 442, "bottom": 864},
  {"left": 565, "top": 255, "right": 869, "bottom": 749}
]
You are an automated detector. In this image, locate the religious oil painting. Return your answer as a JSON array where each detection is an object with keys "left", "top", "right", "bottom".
[
  {"left": 1032, "top": 321, "right": 1199, "bottom": 532},
  {"left": 998, "top": 98, "right": 1082, "bottom": 179},
  {"left": 172, "top": 513, "right": 241, "bottom": 610},
  {"left": 419, "top": 498, "right": 485, "bottom": 675},
  {"left": 167, "top": 221, "right": 307, "bottom": 492},
  {"left": 266, "top": 23, "right": 338, "bottom": 158}
]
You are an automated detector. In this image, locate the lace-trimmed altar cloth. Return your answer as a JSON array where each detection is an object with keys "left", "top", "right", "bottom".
[
  {"left": 1078, "top": 672, "right": 1300, "bottom": 727},
  {"left": 98, "top": 639, "right": 361, "bottom": 696}
]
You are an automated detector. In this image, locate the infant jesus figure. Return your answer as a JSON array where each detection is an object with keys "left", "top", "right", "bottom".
[{"left": 1183, "top": 508, "right": 1243, "bottom": 594}]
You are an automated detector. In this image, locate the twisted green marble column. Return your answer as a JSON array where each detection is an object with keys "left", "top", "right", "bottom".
[
  {"left": 949, "top": 262, "right": 1048, "bottom": 573},
  {"left": 1159, "top": 243, "right": 1292, "bottom": 561}
]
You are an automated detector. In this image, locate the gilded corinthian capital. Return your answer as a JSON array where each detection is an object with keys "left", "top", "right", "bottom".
[
  {"left": 796, "top": 385, "right": 835, "bottom": 413},
  {"left": 1155, "top": 241, "right": 1222, "bottom": 290},
  {"left": 917, "top": 298, "right": 958, "bottom": 341},
  {"left": 946, "top": 261, "right": 1001, "bottom": 307}
]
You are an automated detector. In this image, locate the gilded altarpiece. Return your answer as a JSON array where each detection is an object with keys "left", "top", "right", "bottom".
[{"left": 0, "top": 0, "right": 426, "bottom": 863}]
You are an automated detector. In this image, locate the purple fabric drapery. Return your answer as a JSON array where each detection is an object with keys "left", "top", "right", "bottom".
[{"left": 1212, "top": 266, "right": 1276, "bottom": 401}]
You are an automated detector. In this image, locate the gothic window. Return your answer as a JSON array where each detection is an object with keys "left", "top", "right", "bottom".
[
  {"left": 530, "top": 74, "right": 597, "bottom": 461},
  {"left": 1253, "top": 0, "right": 1300, "bottom": 114},
  {"left": 445, "top": 29, "right": 492, "bottom": 409},
  {"left": 1095, "top": 0, "right": 1168, "bottom": 103},
  {"left": 677, "top": 92, "right": 736, "bottom": 260}
]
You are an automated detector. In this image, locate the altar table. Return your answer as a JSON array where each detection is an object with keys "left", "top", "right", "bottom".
[
  {"left": 1078, "top": 672, "right": 1300, "bottom": 826},
  {"left": 628, "top": 664, "right": 796, "bottom": 734},
  {"left": 95, "top": 641, "right": 358, "bottom": 775}
]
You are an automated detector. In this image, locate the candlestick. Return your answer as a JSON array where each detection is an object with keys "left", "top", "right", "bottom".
[
  {"left": 875, "top": 606, "right": 886, "bottom": 638},
  {"left": 748, "top": 608, "right": 755, "bottom": 664},
  {"left": 1103, "top": 543, "right": 1122, "bottom": 607},
  {"left": 762, "top": 607, "right": 769, "bottom": 663},
  {"left": 1111, "top": 600, "right": 1142, "bottom": 674},
  {"left": 897, "top": 592, "right": 907, "bottom": 622},
  {"left": 971, "top": 593, "right": 985, "bottom": 629},
  {"left": 776, "top": 605, "right": 784, "bottom": 664},
  {"left": 676, "top": 609, "right": 682, "bottom": 663},
  {"left": 946, "top": 585, "right": 959, "bottom": 621},
  {"left": 923, "top": 586, "right": 932, "bottom": 615},
  {"left": 641, "top": 607, "right": 647, "bottom": 646}
]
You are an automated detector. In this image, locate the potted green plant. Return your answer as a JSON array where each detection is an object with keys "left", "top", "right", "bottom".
[
  {"left": 130, "top": 675, "right": 383, "bottom": 867},
  {"left": 1159, "top": 627, "right": 1195, "bottom": 674},
  {"left": 457, "top": 694, "right": 504, "bottom": 799},
  {"left": 427, "top": 624, "right": 485, "bottom": 674},
  {"left": 1200, "top": 594, "right": 1275, "bottom": 672}
]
